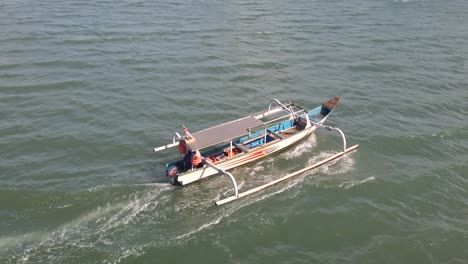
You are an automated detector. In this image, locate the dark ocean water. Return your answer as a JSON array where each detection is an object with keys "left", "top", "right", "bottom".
[{"left": 1, "top": 0, "right": 467, "bottom": 263}]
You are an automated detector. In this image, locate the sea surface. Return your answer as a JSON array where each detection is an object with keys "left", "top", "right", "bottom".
[{"left": 1, "top": 0, "right": 467, "bottom": 263}]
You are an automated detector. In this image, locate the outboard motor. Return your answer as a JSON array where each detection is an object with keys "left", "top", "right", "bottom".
[{"left": 166, "top": 165, "right": 180, "bottom": 185}]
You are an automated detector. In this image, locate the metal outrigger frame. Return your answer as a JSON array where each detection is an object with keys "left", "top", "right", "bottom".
[{"left": 214, "top": 122, "right": 359, "bottom": 206}]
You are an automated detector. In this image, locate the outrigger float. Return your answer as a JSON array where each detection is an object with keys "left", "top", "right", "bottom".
[{"left": 153, "top": 97, "right": 358, "bottom": 205}]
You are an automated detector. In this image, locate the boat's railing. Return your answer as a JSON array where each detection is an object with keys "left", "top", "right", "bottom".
[{"left": 262, "top": 109, "right": 307, "bottom": 126}]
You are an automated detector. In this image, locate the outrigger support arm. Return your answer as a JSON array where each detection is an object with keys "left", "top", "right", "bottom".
[
  {"left": 268, "top": 99, "right": 297, "bottom": 119},
  {"left": 215, "top": 124, "right": 358, "bottom": 206},
  {"left": 203, "top": 158, "right": 239, "bottom": 198},
  {"left": 153, "top": 132, "right": 182, "bottom": 153},
  {"left": 268, "top": 99, "right": 289, "bottom": 112},
  {"left": 310, "top": 122, "right": 347, "bottom": 151}
]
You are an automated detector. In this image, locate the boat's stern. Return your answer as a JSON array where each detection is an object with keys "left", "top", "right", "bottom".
[{"left": 165, "top": 162, "right": 180, "bottom": 185}]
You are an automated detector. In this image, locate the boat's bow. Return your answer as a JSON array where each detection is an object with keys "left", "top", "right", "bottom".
[{"left": 308, "top": 96, "right": 340, "bottom": 123}]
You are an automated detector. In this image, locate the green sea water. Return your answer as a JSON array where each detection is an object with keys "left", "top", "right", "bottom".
[{"left": 1, "top": 0, "right": 467, "bottom": 263}]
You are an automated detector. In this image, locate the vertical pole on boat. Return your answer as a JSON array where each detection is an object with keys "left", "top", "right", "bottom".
[
  {"left": 263, "top": 126, "right": 267, "bottom": 145},
  {"left": 230, "top": 141, "right": 233, "bottom": 158},
  {"left": 304, "top": 111, "right": 311, "bottom": 128},
  {"left": 289, "top": 105, "right": 296, "bottom": 119}
]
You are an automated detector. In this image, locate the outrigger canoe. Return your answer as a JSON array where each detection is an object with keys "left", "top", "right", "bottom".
[{"left": 153, "top": 97, "right": 358, "bottom": 205}]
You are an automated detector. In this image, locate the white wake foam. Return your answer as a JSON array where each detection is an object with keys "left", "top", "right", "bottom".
[
  {"left": 306, "top": 150, "right": 355, "bottom": 175},
  {"left": 339, "top": 176, "right": 375, "bottom": 189},
  {"left": 281, "top": 134, "right": 317, "bottom": 160},
  {"left": 8, "top": 146, "right": 359, "bottom": 264},
  {"left": 8, "top": 183, "right": 173, "bottom": 264}
]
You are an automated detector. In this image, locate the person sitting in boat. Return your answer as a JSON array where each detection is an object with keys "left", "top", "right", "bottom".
[
  {"left": 192, "top": 149, "right": 203, "bottom": 168},
  {"left": 183, "top": 149, "right": 204, "bottom": 170},
  {"left": 224, "top": 147, "right": 237, "bottom": 158}
]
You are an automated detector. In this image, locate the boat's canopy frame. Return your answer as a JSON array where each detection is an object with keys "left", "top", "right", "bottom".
[
  {"left": 185, "top": 116, "right": 264, "bottom": 150},
  {"left": 153, "top": 99, "right": 309, "bottom": 153}
]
